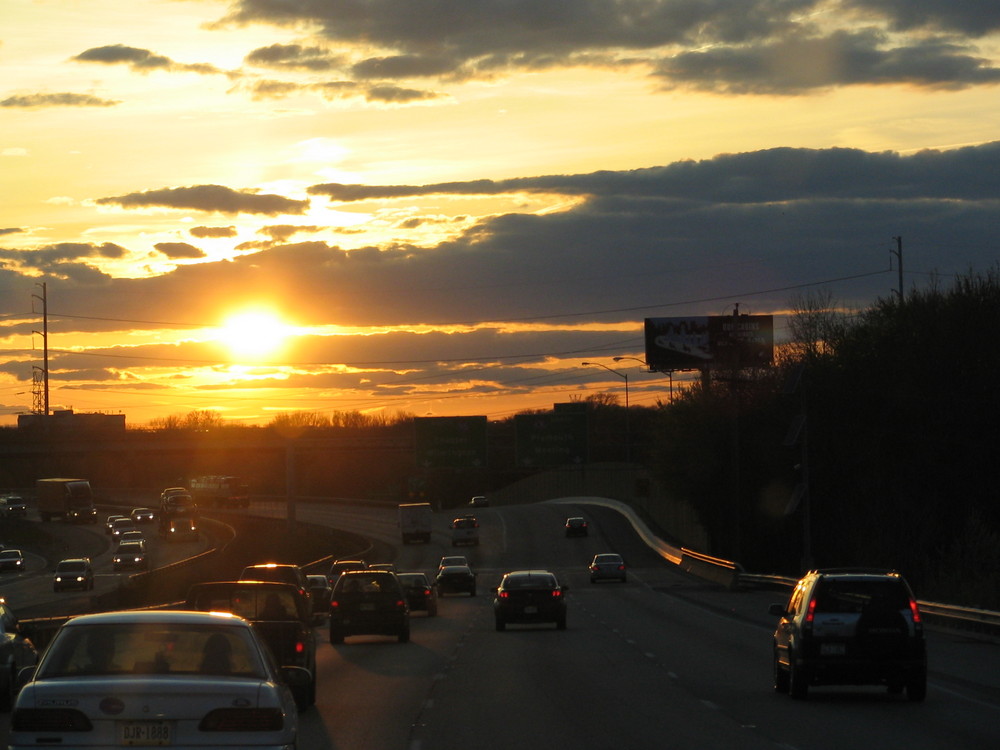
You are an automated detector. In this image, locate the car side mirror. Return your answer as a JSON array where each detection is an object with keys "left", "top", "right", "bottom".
[{"left": 768, "top": 603, "right": 787, "bottom": 617}]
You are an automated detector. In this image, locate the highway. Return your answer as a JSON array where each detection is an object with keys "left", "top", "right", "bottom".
[{"left": 4, "top": 499, "right": 1000, "bottom": 749}]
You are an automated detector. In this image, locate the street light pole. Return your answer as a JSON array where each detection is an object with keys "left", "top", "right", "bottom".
[{"left": 582, "top": 361, "right": 630, "bottom": 463}]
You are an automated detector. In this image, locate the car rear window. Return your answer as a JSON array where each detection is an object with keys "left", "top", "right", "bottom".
[
  {"left": 335, "top": 573, "right": 401, "bottom": 596},
  {"left": 503, "top": 575, "right": 556, "bottom": 590},
  {"left": 813, "top": 580, "right": 908, "bottom": 614}
]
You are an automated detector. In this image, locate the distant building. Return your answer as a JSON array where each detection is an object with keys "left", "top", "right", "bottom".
[{"left": 17, "top": 409, "right": 126, "bottom": 435}]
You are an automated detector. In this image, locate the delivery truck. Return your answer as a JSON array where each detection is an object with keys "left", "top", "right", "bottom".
[
  {"left": 398, "top": 502, "right": 433, "bottom": 544},
  {"left": 36, "top": 478, "right": 98, "bottom": 523}
]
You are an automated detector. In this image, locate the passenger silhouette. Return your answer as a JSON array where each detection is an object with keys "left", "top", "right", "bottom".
[{"left": 199, "top": 632, "right": 233, "bottom": 675}]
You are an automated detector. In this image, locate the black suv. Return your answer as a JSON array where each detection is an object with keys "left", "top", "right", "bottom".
[
  {"left": 329, "top": 570, "right": 410, "bottom": 643},
  {"left": 769, "top": 568, "right": 927, "bottom": 701}
]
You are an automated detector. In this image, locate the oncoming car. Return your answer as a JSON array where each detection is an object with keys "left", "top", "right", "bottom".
[
  {"left": 9, "top": 610, "right": 308, "bottom": 749},
  {"left": 112, "top": 541, "right": 148, "bottom": 571},
  {"left": 0, "top": 549, "right": 25, "bottom": 573},
  {"left": 493, "top": 570, "right": 568, "bottom": 631},
  {"left": 53, "top": 558, "right": 94, "bottom": 592}
]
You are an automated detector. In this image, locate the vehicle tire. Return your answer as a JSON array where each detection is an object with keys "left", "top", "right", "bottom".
[
  {"left": 789, "top": 660, "right": 808, "bottom": 700},
  {"left": 906, "top": 671, "right": 927, "bottom": 702},
  {"left": 556, "top": 616, "right": 567, "bottom": 631},
  {"left": 495, "top": 617, "right": 506, "bottom": 632},
  {"left": 773, "top": 651, "right": 790, "bottom": 694},
  {"left": 398, "top": 626, "right": 410, "bottom": 643},
  {"left": 328, "top": 627, "right": 344, "bottom": 645},
  {"left": 469, "top": 587, "right": 476, "bottom": 597}
]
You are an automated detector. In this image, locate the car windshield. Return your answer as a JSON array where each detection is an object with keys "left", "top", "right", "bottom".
[
  {"left": 57, "top": 562, "right": 86, "bottom": 573},
  {"left": 37, "top": 623, "right": 266, "bottom": 679},
  {"left": 398, "top": 574, "right": 428, "bottom": 586},
  {"left": 0, "top": 550, "right": 20, "bottom": 559}
]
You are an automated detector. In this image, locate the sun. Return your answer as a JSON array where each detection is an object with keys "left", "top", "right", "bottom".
[{"left": 219, "top": 311, "right": 292, "bottom": 360}]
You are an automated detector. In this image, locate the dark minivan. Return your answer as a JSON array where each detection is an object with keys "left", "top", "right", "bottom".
[{"left": 328, "top": 570, "right": 410, "bottom": 644}]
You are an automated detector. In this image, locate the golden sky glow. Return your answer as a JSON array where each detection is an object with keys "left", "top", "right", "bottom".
[{"left": 2, "top": 1, "right": 1000, "bottom": 425}]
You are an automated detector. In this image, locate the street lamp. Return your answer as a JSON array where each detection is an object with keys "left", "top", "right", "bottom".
[
  {"left": 614, "top": 355, "right": 673, "bottom": 402},
  {"left": 581, "top": 361, "right": 630, "bottom": 463}
]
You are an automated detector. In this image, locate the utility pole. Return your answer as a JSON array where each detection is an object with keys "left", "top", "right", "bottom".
[
  {"left": 31, "top": 282, "right": 49, "bottom": 416},
  {"left": 891, "top": 236, "right": 903, "bottom": 302}
]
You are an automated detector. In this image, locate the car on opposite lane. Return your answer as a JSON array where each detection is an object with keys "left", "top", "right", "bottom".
[
  {"left": 52, "top": 558, "right": 94, "bottom": 592},
  {"left": 328, "top": 569, "right": 410, "bottom": 644},
  {"left": 9, "top": 610, "right": 308, "bottom": 749},
  {"left": 105, "top": 514, "right": 127, "bottom": 534},
  {"left": 589, "top": 553, "right": 627, "bottom": 583},
  {"left": 112, "top": 541, "right": 149, "bottom": 571},
  {"left": 130, "top": 506, "right": 156, "bottom": 524},
  {"left": 493, "top": 570, "right": 568, "bottom": 631},
  {"left": 0, "top": 549, "right": 25, "bottom": 573}
]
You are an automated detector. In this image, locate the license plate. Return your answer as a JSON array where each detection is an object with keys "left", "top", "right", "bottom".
[
  {"left": 821, "top": 643, "right": 846, "bottom": 656},
  {"left": 523, "top": 606, "right": 538, "bottom": 614},
  {"left": 360, "top": 603, "right": 376, "bottom": 611},
  {"left": 118, "top": 720, "right": 172, "bottom": 746}
]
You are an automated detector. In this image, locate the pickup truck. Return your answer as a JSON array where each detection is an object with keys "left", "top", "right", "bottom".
[{"left": 184, "top": 580, "right": 316, "bottom": 709}]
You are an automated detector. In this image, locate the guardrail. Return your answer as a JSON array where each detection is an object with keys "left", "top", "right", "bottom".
[{"left": 553, "top": 496, "right": 1000, "bottom": 641}]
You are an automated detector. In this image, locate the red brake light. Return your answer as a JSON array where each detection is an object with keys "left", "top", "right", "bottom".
[
  {"left": 805, "top": 597, "right": 817, "bottom": 624},
  {"left": 499, "top": 590, "right": 509, "bottom": 599},
  {"left": 295, "top": 641, "right": 305, "bottom": 654},
  {"left": 551, "top": 589, "right": 562, "bottom": 598},
  {"left": 909, "top": 598, "right": 922, "bottom": 625}
]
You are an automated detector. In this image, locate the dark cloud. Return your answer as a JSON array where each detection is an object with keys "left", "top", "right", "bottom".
[
  {"left": 310, "top": 142, "right": 1000, "bottom": 204},
  {"left": 654, "top": 30, "right": 1000, "bottom": 93},
  {"left": 844, "top": 0, "right": 1000, "bottom": 36},
  {"left": 245, "top": 43, "right": 344, "bottom": 71},
  {"left": 216, "top": 0, "right": 1000, "bottom": 92},
  {"left": 259, "top": 225, "right": 322, "bottom": 241},
  {"left": 0, "top": 92, "right": 119, "bottom": 108},
  {"left": 351, "top": 55, "right": 458, "bottom": 79},
  {"left": 0, "top": 228, "right": 24, "bottom": 236},
  {"left": 154, "top": 242, "right": 205, "bottom": 259},
  {"left": 189, "top": 226, "right": 237, "bottom": 239},
  {"left": 95, "top": 185, "right": 310, "bottom": 216},
  {"left": 72, "top": 44, "right": 226, "bottom": 75}
]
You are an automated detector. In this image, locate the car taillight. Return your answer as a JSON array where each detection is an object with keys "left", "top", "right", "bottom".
[
  {"left": 12, "top": 708, "right": 92, "bottom": 732},
  {"left": 330, "top": 599, "right": 340, "bottom": 609},
  {"left": 617, "top": 565, "right": 625, "bottom": 571},
  {"left": 423, "top": 588, "right": 431, "bottom": 596},
  {"left": 200, "top": 707, "right": 284, "bottom": 732},
  {"left": 803, "top": 597, "right": 817, "bottom": 633},
  {"left": 551, "top": 590, "right": 562, "bottom": 598},
  {"left": 498, "top": 591, "right": 509, "bottom": 599},
  {"left": 909, "top": 598, "right": 923, "bottom": 629},
  {"left": 295, "top": 641, "right": 305, "bottom": 654},
  {"left": 395, "top": 599, "right": 406, "bottom": 608}
]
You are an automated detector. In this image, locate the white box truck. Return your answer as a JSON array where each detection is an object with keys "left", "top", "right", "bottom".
[
  {"left": 36, "top": 478, "right": 98, "bottom": 523},
  {"left": 398, "top": 502, "right": 433, "bottom": 544}
]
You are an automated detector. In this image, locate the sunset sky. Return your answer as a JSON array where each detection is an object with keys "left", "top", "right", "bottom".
[{"left": 2, "top": 1, "right": 999, "bottom": 426}]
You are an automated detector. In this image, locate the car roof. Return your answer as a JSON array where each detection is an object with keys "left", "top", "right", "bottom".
[
  {"left": 503, "top": 569, "right": 557, "bottom": 579},
  {"left": 61, "top": 610, "right": 251, "bottom": 628},
  {"left": 439, "top": 565, "right": 472, "bottom": 573}
]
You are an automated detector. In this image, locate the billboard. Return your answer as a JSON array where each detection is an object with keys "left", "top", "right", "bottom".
[{"left": 644, "top": 315, "right": 774, "bottom": 371}]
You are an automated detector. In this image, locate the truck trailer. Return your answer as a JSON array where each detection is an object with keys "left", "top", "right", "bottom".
[
  {"left": 36, "top": 478, "right": 97, "bottom": 523},
  {"left": 398, "top": 502, "right": 433, "bottom": 544}
]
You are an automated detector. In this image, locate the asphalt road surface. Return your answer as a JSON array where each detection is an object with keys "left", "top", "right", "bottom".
[{"left": 3, "top": 499, "right": 999, "bottom": 749}]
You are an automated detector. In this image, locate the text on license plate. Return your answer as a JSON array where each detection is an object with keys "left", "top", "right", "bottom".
[
  {"left": 360, "top": 603, "right": 376, "bottom": 611},
  {"left": 118, "top": 720, "right": 172, "bottom": 746},
  {"left": 523, "top": 606, "right": 538, "bottom": 614},
  {"left": 821, "top": 643, "right": 846, "bottom": 656}
]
